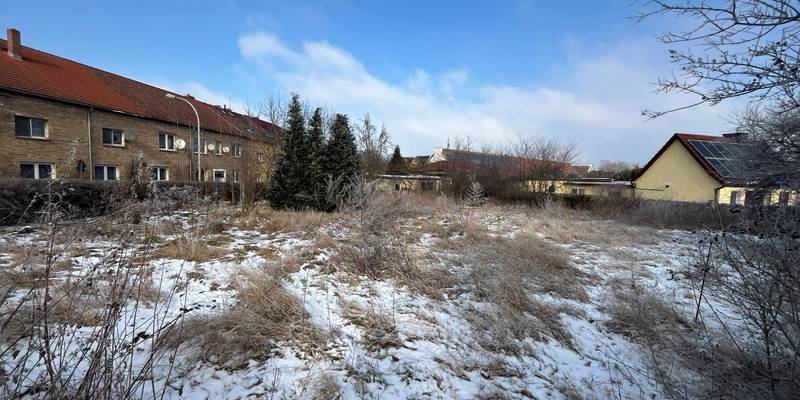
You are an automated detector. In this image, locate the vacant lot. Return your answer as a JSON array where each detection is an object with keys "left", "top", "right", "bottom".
[{"left": 0, "top": 193, "right": 729, "bottom": 399}]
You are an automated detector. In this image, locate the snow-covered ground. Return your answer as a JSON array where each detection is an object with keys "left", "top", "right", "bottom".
[{"left": 0, "top": 204, "right": 716, "bottom": 399}]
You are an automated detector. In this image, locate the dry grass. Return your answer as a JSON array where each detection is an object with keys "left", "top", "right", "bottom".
[
  {"left": 522, "top": 205, "right": 662, "bottom": 246},
  {"left": 458, "top": 231, "right": 590, "bottom": 351},
  {"left": 604, "top": 278, "right": 689, "bottom": 341},
  {"left": 164, "top": 266, "right": 322, "bottom": 368},
  {"left": 229, "top": 204, "right": 333, "bottom": 235},
  {"left": 471, "top": 232, "right": 588, "bottom": 302},
  {"left": 340, "top": 300, "right": 400, "bottom": 352},
  {"left": 153, "top": 237, "right": 227, "bottom": 262}
]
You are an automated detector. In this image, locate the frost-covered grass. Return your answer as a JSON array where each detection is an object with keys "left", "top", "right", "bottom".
[{"left": 0, "top": 197, "right": 729, "bottom": 399}]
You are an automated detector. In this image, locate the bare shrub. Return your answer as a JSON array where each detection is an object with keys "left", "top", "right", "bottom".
[
  {"left": 164, "top": 266, "right": 321, "bottom": 368},
  {"left": 0, "top": 190, "right": 185, "bottom": 399}
]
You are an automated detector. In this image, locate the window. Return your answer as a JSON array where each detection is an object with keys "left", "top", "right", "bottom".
[
  {"left": 150, "top": 167, "right": 169, "bottom": 181},
  {"left": 778, "top": 191, "right": 790, "bottom": 207},
  {"left": 213, "top": 169, "right": 226, "bottom": 182},
  {"left": 102, "top": 128, "right": 124, "bottom": 146},
  {"left": 159, "top": 133, "right": 176, "bottom": 151},
  {"left": 257, "top": 153, "right": 264, "bottom": 162},
  {"left": 420, "top": 180, "right": 435, "bottom": 191},
  {"left": 94, "top": 165, "right": 118, "bottom": 180},
  {"left": 215, "top": 141, "right": 222, "bottom": 156},
  {"left": 232, "top": 144, "right": 242, "bottom": 158},
  {"left": 193, "top": 137, "right": 207, "bottom": 154},
  {"left": 570, "top": 188, "right": 586, "bottom": 195},
  {"left": 20, "top": 163, "right": 53, "bottom": 179},
  {"left": 232, "top": 169, "right": 240, "bottom": 183},
  {"left": 15, "top": 116, "right": 48, "bottom": 138},
  {"left": 730, "top": 191, "right": 741, "bottom": 206},
  {"left": 394, "top": 183, "right": 401, "bottom": 191}
]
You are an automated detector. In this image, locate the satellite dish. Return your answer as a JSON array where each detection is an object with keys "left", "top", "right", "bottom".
[
  {"left": 125, "top": 127, "right": 137, "bottom": 141},
  {"left": 222, "top": 146, "right": 231, "bottom": 154},
  {"left": 175, "top": 138, "right": 186, "bottom": 150},
  {"left": 207, "top": 143, "right": 216, "bottom": 152}
]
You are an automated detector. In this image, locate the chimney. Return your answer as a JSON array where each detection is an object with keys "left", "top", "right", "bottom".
[{"left": 6, "top": 28, "right": 21, "bottom": 60}]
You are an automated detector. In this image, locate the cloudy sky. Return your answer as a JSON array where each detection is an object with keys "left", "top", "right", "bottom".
[{"left": 2, "top": 0, "right": 742, "bottom": 165}]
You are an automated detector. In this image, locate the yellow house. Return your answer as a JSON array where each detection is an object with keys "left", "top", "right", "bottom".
[{"left": 634, "top": 133, "right": 797, "bottom": 206}]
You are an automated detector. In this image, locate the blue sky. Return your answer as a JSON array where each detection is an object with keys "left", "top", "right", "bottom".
[{"left": 2, "top": 0, "right": 740, "bottom": 165}]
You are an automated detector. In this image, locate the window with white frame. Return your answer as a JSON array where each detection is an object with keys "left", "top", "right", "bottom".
[
  {"left": 232, "top": 144, "right": 241, "bottom": 158},
  {"left": 150, "top": 166, "right": 169, "bottom": 181},
  {"left": 94, "top": 165, "right": 118, "bottom": 180},
  {"left": 213, "top": 169, "right": 226, "bottom": 182},
  {"left": 102, "top": 128, "right": 124, "bottom": 146},
  {"left": 215, "top": 141, "right": 222, "bottom": 156},
  {"left": 159, "top": 132, "right": 176, "bottom": 151},
  {"left": 15, "top": 116, "right": 48, "bottom": 139},
  {"left": 232, "top": 169, "right": 240, "bottom": 183},
  {"left": 20, "top": 162, "right": 53, "bottom": 179}
]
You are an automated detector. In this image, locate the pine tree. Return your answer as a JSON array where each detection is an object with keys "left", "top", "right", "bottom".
[
  {"left": 267, "top": 94, "right": 312, "bottom": 209},
  {"left": 307, "top": 108, "right": 326, "bottom": 207},
  {"left": 387, "top": 145, "right": 407, "bottom": 175},
  {"left": 320, "top": 114, "right": 360, "bottom": 209}
]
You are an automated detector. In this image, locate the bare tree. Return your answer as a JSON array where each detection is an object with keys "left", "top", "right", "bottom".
[
  {"left": 638, "top": 0, "right": 800, "bottom": 117},
  {"left": 737, "top": 105, "right": 800, "bottom": 187},
  {"left": 510, "top": 137, "right": 580, "bottom": 193},
  {"left": 259, "top": 93, "right": 289, "bottom": 130},
  {"left": 356, "top": 113, "right": 391, "bottom": 177}
]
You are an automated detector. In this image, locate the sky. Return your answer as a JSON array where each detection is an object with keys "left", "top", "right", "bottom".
[{"left": 2, "top": 0, "right": 743, "bottom": 165}]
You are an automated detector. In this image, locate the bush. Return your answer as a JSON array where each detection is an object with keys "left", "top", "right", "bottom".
[{"left": 0, "top": 178, "right": 263, "bottom": 226}]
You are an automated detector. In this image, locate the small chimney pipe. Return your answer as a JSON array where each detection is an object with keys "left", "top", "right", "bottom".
[{"left": 7, "top": 28, "right": 21, "bottom": 60}]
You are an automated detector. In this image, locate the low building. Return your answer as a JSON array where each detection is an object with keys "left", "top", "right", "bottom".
[
  {"left": 375, "top": 175, "right": 444, "bottom": 193},
  {"left": 556, "top": 178, "right": 633, "bottom": 197},
  {"left": 634, "top": 133, "right": 796, "bottom": 206},
  {"left": 0, "top": 28, "right": 278, "bottom": 183}
]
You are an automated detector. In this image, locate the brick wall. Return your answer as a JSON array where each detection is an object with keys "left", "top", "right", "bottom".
[{"left": 0, "top": 90, "right": 275, "bottom": 182}]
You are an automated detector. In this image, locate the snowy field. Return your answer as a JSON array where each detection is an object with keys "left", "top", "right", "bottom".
[{"left": 0, "top": 198, "right": 721, "bottom": 399}]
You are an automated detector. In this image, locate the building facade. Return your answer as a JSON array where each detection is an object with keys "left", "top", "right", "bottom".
[
  {"left": 634, "top": 133, "right": 797, "bottom": 206},
  {"left": 0, "top": 28, "right": 277, "bottom": 183}
]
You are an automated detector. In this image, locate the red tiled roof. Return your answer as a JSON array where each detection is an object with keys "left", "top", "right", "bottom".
[
  {"left": 635, "top": 133, "right": 737, "bottom": 184},
  {"left": 0, "top": 38, "right": 279, "bottom": 141}
]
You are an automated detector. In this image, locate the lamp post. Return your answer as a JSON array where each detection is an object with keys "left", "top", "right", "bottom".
[{"left": 165, "top": 93, "right": 202, "bottom": 182}]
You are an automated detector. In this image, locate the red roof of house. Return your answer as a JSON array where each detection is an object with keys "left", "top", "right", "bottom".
[
  {"left": 0, "top": 35, "right": 278, "bottom": 141},
  {"left": 636, "top": 133, "right": 739, "bottom": 184}
]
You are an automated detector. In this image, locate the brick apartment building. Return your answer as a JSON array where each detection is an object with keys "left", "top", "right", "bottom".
[{"left": 0, "top": 28, "right": 279, "bottom": 183}]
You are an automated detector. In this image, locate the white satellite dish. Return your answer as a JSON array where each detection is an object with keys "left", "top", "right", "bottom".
[
  {"left": 222, "top": 146, "right": 231, "bottom": 154},
  {"left": 175, "top": 138, "right": 186, "bottom": 150},
  {"left": 125, "top": 127, "right": 137, "bottom": 141},
  {"left": 207, "top": 143, "right": 216, "bottom": 152}
]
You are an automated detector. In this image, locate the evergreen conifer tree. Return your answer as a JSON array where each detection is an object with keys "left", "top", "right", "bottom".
[
  {"left": 267, "top": 94, "right": 312, "bottom": 209},
  {"left": 307, "top": 108, "right": 326, "bottom": 207},
  {"left": 320, "top": 114, "right": 360, "bottom": 208},
  {"left": 387, "top": 145, "right": 407, "bottom": 174}
]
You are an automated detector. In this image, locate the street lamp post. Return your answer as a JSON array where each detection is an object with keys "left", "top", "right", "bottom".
[{"left": 165, "top": 93, "right": 202, "bottom": 182}]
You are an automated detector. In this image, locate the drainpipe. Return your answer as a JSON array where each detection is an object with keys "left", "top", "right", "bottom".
[{"left": 87, "top": 107, "right": 94, "bottom": 180}]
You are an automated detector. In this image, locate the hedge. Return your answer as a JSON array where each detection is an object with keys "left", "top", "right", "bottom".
[{"left": 0, "top": 178, "right": 264, "bottom": 226}]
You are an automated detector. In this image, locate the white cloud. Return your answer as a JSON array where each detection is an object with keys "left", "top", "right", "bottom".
[
  {"left": 146, "top": 79, "right": 248, "bottom": 114},
  {"left": 237, "top": 31, "right": 739, "bottom": 164}
]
